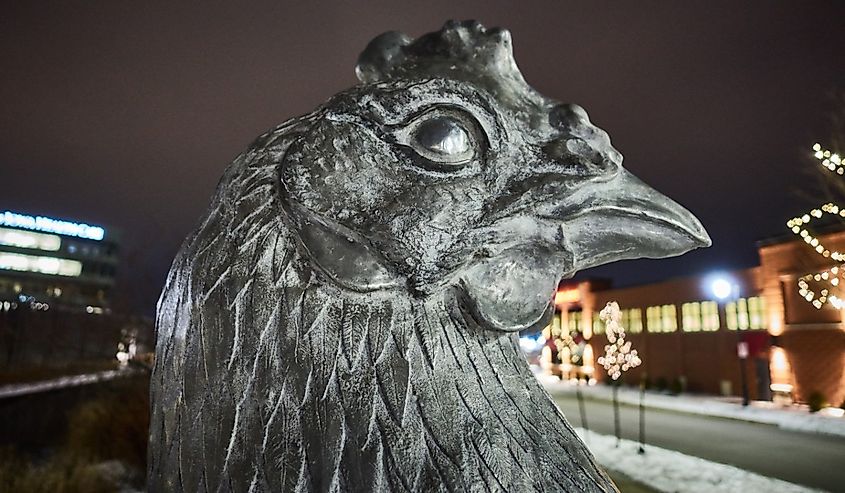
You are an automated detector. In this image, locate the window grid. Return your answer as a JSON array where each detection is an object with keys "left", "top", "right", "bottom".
[
  {"left": 727, "top": 297, "right": 766, "bottom": 330},
  {"left": 681, "top": 301, "right": 721, "bottom": 332},
  {"left": 626, "top": 308, "right": 643, "bottom": 333},
  {"left": 682, "top": 302, "right": 701, "bottom": 332},
  {"left": 647, "top": 304, "right": 677, "bottom": 333},
  {"left": 662, "top": 305, "right": 677, "bottom": 332},
  {"left": 701, "top": 301, "right": 720, "bottom": 331}
]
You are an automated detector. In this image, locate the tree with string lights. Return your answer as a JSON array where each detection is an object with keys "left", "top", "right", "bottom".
[
  {"left": 597, "top": 302, "right": 643, "bottom": 449},
  {"left": 786, "top": 143, "right": 845, "bottom": 309}
]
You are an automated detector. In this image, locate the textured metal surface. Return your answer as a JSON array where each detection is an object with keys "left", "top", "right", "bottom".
[{"left": 149, "top": 20, "right": 709, "bottom": 492}]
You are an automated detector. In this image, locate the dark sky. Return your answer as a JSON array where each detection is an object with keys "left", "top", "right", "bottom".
[{"left": 2, "top": 2, "right": 844, "bottom": 314}]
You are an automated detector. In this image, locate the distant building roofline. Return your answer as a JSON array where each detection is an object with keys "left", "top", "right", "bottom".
[
  {"left": 571, "top": 265, "right": 760, "bottom": 294},
  {"left": 757, "top": 221, "right": 845, "bottom": 248}
]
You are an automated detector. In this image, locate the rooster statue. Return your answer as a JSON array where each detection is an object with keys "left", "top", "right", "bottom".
[{"left": 149, "top": 20, "right": 710, "bottom": 492}]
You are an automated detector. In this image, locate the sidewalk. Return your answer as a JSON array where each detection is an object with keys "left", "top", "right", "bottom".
[
  {"left": 539, "top": 373, "right": 845, "bottom": 438},
  {"left": 578, "top": 428, "right": 820, "bottom": 493}
]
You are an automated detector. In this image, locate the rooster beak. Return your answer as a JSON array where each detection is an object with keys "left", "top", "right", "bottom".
[{"left": 540, "top": 169, "right": 711, "bottom": 273}]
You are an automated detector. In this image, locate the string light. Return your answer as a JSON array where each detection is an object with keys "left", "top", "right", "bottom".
[
  {"left": 596, "top": 301, "right": 641, "bottom": 380},
  {"left": 787, "top": 143, "right": 845, "bottom": 309}
]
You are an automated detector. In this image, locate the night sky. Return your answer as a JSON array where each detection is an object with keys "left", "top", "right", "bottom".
[{"left": 2, "top": 2, "right": 844, "bottom": 314}]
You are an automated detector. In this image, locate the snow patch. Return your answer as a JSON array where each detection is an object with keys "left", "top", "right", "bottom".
[{"left": 577, "top": 428, "right": 821, "bottom": 493}]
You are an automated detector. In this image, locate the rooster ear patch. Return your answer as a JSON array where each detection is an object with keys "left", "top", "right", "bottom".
[{"left": 287, "top": 201, "right": 403, "bottom": 293}]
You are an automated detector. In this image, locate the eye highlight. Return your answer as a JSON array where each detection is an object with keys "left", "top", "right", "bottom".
[
  {"left": 396, "top": 106, "right": 486, "bottom": 170},
  {"left": 414, "top": 117, "right": 473, "bottom": 163}
]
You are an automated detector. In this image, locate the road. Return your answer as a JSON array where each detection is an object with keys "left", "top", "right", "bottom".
[{"left": 553, "top": 392, "right": 845, "bottom": 492}]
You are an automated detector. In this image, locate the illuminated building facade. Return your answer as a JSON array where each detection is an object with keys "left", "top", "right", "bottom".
[
  {"left": 0, "top": 210, "right": 117, "bottom": 312},
  {"left": 547, "top": 230, "right": 845, "bottom": 408}
]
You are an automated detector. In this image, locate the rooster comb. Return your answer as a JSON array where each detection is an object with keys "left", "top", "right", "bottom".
[{"left": 355, "top": 20, "right": 529, "bottom": 89}]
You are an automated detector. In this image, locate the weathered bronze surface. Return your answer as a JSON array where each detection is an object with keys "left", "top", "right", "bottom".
[{"left": 149, "top": 20, "right": 709, "bottom": 492}]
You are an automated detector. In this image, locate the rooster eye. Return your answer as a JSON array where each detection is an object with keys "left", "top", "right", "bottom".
[
  {"left": 399, "top": 107, "right": 483, "bottom": 168},
  {"left": 414, "top": 117, "right": 472, "bottom": 163}
]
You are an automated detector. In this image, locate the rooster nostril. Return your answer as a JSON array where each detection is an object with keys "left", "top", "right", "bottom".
[
  {"left": 549, "top": 103, "right": 589, "bottom": 130},
  {"left": 543, "top": 137, "right": 602, "bottom": 167}
]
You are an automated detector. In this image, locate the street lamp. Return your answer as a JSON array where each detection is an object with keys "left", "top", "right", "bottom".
[{"left": 711, "top": 278, "right": 733, "bottom": 300}]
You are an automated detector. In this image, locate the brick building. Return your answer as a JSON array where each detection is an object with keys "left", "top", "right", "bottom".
[{"left": 544, "top": 230, "right": 845, "bottom": 408}]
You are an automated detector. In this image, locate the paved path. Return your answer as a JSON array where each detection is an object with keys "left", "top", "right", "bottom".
[{"left": 553, "top": 392, "right": 844, "bottom": 492}]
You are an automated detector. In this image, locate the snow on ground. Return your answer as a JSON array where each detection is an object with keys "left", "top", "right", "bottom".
[
  {"left": 539, "top": 373, "right": 845, "bottom": 438},
  {"left": 577, "top": 428, "right": 820, "bottom": 493}
]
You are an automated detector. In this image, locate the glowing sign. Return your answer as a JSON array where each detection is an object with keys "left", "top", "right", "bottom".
[
  {"left": 0, "top": 227, "right": 61, "bottom": 251},
  {"left": 0, "top": 211, "right": 105, "bottom": 241},
  {"left": 0, "top": 252, "right": 82, "bottom": 276}
]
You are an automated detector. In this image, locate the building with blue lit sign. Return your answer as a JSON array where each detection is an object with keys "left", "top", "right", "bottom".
[
  {"left": 0, "top": 210, "right": 118, "bottom": 311},
  {"left": 0, "top": 211, "right": 106, "bottom": 241}
]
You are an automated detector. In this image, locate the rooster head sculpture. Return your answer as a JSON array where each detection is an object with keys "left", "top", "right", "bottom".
[{"left": 150, "top": 20, "right": 709, "bottom": 492}]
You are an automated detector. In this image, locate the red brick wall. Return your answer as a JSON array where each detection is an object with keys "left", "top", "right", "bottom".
[
  {"left": 590, "top": 330, "right": 769, "bottom": 400},
  {"left": 779, "top": 328, "right": 845, "bottom": 405},
  {"left": 581, "top": 269, "right": 764, "bottom": 397},
  {"left": 759, "top": 231, "right": 845, "bottom": 405}
]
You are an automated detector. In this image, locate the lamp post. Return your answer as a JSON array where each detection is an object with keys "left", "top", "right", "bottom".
[
  {"left": 709, "top": 275, "right": 748, "bottom": 405},
  {"left": 737, "top": 341, "right": 750, "bottom": 406}
]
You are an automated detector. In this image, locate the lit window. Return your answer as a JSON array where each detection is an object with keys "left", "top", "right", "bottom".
[
  {"left": 726, "top": 301, "right": 738, "bottom": 330},
  {"left": 625, "top": 308, "right": 643, "bottom": 333},
  {"left": 568, "top": 311, "right": 582, "bottom": 334},
  {"left": 647, "top": 305, "right": 677, "bottom": 333},
  {"left": 701, "top": 301, "right": 720, "bottom": 331},
  {"left": 737, "top": 298, "right": 749, "bottom": 330},
  {"left": 0, "top": 227, "right": 61, "bottom": 251},
  {"left": 662, "top": 305, "right": 677, "bottom": 332},
  {"left": 0, "top": 252, "right": 82, "bottom": 277},
  {"left": 592, "top": 311, "right": 604, "bottom": 335},
  {"left": 726, "top": 297, "right": 766, "bottom": 330},
  {"left": 682, "top": 302, "right": 702, "bottom": 332},
  {"left": 748, "top": 297, "right": 765, "bottom": 329},
  {"left": 681, "top": 301, "right": 720, "bottom": 332},
  {"left": 646, "top": 306, "right": 660, "bottom": 332},
  {"left": 548, "top": 310, "right": 564, "bottom": 339}
]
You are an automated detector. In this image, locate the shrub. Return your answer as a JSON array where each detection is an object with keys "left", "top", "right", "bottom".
[
  {"left": 0, "top": 447, "right": 113, "bottom": 493},
  {"left": 64, "top": 378, "right": 150, "bottom": 469},
  {"left": 807, "top": 391, "right": 827, "bottom": 413},
  {"left": 670, "top": 378, "right": 684, "bottom": 395},
  {"left": 655, "top": 377, "right": 668, "bottom": 392},
  {"left": 0, "top": 376, "right": 150, "bottom": 492}
]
